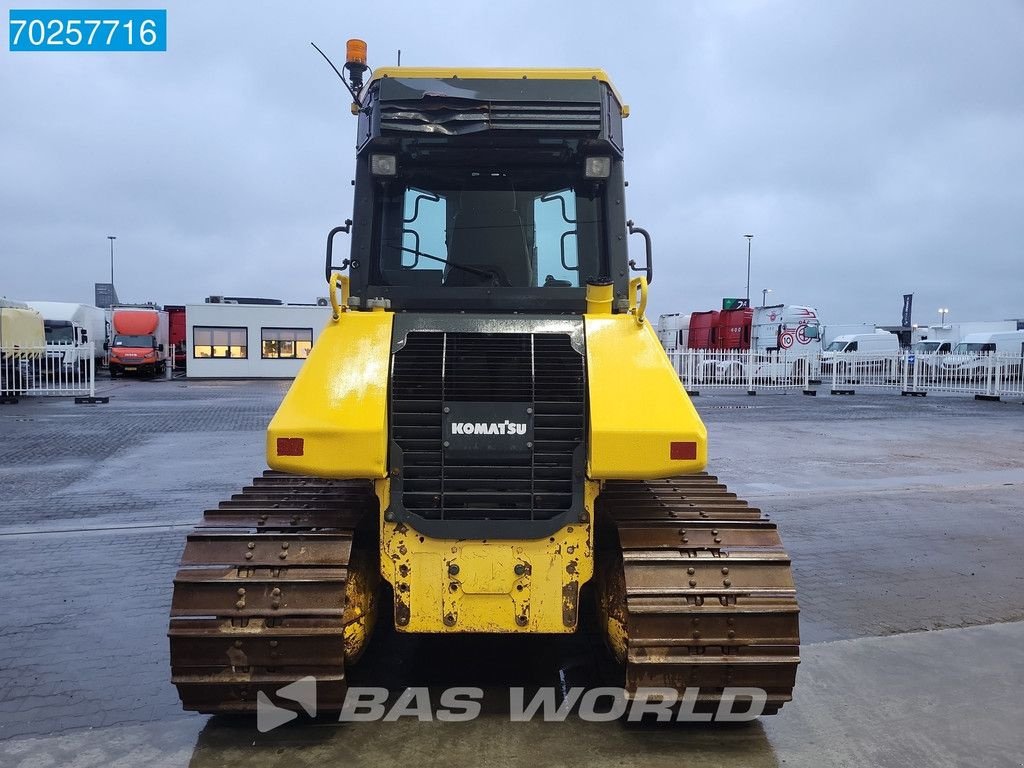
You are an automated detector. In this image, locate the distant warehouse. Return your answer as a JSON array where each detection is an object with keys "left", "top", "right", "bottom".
[{"left": 186, "top": 297, "right": 330, "bottom": 378}]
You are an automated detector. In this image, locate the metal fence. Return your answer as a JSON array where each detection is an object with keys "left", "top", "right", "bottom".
[
  {"left": 669, "top": 349, "right": 1024, "bottom": 401},
  {"left": 824, "top": 351, "right": 903, "bottom": 393},
  {"left": 0, "top": 344, "right": 106, "bottom": 403},
  {"left": 669, "top": 349, "right": 815, "bottom": 394}
]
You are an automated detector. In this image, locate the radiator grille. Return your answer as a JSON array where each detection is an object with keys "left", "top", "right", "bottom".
[
  {"left": 379, "top": 102, "right": 602, "bottom": 135},
  {"left": 391, "top": 331, "right": 586, "bottom": 523}
]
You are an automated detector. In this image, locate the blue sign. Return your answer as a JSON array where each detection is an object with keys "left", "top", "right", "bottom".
[{"left": 9, "top": 9, "right": 166, "bottom": 52}]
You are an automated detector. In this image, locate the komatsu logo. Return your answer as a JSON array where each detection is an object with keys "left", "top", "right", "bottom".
[{"left": 451, "top": 421, "right": 528, "bottom": 436}]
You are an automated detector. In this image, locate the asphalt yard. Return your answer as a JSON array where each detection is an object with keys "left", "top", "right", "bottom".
[{"left": 1, "top": 378, "right": 1021, "bottom": 767}]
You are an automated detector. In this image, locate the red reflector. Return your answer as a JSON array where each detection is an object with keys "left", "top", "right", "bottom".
[
  {"left": 277, "top": 437, "right": 304, "bottom": 456},
  {"left": 670, "top": 441, "right": 697, "bottom": 461}
]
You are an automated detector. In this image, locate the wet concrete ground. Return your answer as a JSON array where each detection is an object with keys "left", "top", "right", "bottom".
[{"left": 0, "top": 379, "right": 1022, "bottom": 766}]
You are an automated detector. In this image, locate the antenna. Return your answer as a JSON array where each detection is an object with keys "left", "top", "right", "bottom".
[{"left": 310, "top": 39, "right": 370, "bottom": 112}]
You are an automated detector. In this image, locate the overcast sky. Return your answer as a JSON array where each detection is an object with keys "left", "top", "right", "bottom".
[{"left": 2, "top": 0, "right": 1022, "bottom": 327}]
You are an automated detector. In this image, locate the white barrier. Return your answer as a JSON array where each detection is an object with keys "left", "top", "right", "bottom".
[
  {"left": 920, "top": 352, "right": 1023, "bottom": 400},
  {"left": 991, "top": 354, "right": 1024, "bottom": 399},
  {"left": 824, "top": 352, "right": 902, "bottom": 393},
  {"left": 669, "top": 349, "right": 815, "bottom": 395},
  {"left": 0, "top": 343, "right": 106, "bottom": 403},
  {"left": 668, "top": 349, "right": 1024, "bottom": 401}
]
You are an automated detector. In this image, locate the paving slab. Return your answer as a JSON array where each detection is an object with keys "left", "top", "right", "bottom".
[{"left": 1, "top": 381, "right": 1021, "bottom": 766}]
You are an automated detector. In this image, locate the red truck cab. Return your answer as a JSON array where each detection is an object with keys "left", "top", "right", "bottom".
[{"left": 687, "top": 310, "right": 720, "bottom": 349}]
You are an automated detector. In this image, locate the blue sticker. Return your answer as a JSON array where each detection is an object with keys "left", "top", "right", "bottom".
[{"left": 9, "top": 9, "right": 166, "bottom": 52}]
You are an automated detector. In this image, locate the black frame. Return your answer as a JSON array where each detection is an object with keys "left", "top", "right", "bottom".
[
  {"left": 192, "top": 326, "right": 248, "bottom": 360},
  {"left": 260, "top": 327, "right": 313, "bottom": 360}
]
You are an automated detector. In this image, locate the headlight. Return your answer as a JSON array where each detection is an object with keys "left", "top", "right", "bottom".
[
  {"left": 584, "top": 156, "right": 611, "bottom": 179},
  {"left": 370, "top": 154, "right": 397, "bottom": 176}
]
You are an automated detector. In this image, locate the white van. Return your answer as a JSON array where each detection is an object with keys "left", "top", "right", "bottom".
[
  {"left": 820, "top": 330, "right": 900, "bottom": 380},
  {"left": 941, "top": 331, "right": 1024, "bottom": 379},
  {"left": 910, "top": 339, "right": 953, "bottom": 379}
]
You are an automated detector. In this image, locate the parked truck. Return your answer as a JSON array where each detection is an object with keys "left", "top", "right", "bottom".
[
  {"left": 686, "top": 310, "right": 720, "bottom": 349},
  {"left": 712, "top": 304, "right": 822, "bottom": 382},
  {"left": 109, "top": 308, "right": 169, "bottom": 377},
  {"left": 25, "top": 301, "right": 106, "bottom": 376},
  {"left": 913, "top": 321, "right": 1017, "bottom": 346},
  {"left": 0, "top": 299, "right": 45, "bottom": 393},
  {"left": 752, "top": 304, "right": 822, "bottom": 353},
  {"left": 656, "top": 312, "right": 690, "bottom": 353}
]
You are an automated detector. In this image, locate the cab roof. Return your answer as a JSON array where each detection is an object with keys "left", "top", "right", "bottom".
[{"left": 368, "top": 67, "right": 628, "bottom": 116}]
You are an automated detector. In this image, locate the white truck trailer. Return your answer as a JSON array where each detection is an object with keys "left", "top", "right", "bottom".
[{"left": 26, "top": 301, "right": 106, "bottom": 374}]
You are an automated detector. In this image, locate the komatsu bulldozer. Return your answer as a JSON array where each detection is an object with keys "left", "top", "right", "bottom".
[{"left": 169, "top": 41, "right": 799, "bottom": 718}]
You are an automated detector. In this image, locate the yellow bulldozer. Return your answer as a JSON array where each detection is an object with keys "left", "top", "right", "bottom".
[{"left": 169, "top": 41, "right": 799, "bottom": 719}]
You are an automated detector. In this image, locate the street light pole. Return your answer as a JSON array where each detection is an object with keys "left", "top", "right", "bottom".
[
  {"left": 762, "top": 288, "right": 772, "bottom": 307},
  {"left": 743, "top": 234, "right": 753, "bottom": 305},
  {"left": 938, "top": 307, "right": 949, "bottom": 324},
  {"left": 107, "top": 235, "right": 117, "bottom": 286}
]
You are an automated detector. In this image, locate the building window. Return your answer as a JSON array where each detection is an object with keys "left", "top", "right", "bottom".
[
  {"left": 262, "top": 327, "right": 313, "bottom": 359},
  {"left": 194, "top": 326, "right": 248, "bottom": 359}
]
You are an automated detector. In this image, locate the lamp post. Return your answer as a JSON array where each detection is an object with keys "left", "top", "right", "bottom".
[
  {"left": 762, "top": 288, "right": 773, "bottom": 307},
  {"left": 107, "top": 235, "right": 117, "bottom": 286},
  {"left": 938, "top": 307, "right": 949, "bottom": 325},
  {"left": 743, "top": 234, "right": 753, "bottom": 305}
]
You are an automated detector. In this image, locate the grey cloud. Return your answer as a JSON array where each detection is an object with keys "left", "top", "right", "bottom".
[{"left": 1, "top": 0, "right": 1021, "bottom": 328}]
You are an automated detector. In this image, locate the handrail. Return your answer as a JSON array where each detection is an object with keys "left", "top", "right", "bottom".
[
  {"left": 628, "top": 275, "right": 648, "bottom": 326},
  {"left": 324, "top": 220, "right": 353, "bottom": 283},
  {"left": 626, "top": 219, "right": 653, "bottom": 284},
  {"left": 329, "top": 272, "right": 350, "bottom": 320}
]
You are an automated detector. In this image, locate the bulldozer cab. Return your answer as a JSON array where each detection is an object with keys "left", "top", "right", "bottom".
[{"left": 341, "top": 69, "right": 634, "bottom": 313}]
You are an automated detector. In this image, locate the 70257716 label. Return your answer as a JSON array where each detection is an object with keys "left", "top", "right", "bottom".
[{"left": 9, "top": 9, "right": 166, "bottom": 52}]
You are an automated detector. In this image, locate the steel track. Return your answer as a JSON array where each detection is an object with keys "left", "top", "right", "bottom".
[
  {"left": 169, "top": 471, "right": 797, "bottom": 717},
  {"left": 168, "top": 471, "right": 376, "bottom": 713},
  {"left": 596, "top": 474, "right": 800, "bottom": 715}
]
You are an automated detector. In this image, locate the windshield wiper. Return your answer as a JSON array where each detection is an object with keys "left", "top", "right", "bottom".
[{"left": 384, "top": 242, "right": 500, "bottom": 284}]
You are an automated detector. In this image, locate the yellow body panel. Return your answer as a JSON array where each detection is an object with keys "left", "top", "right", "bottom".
[
  {"left": 376, "top": 479, "right": 598, "bottom": 633},
  {"left": 585, "top": 314, "right": 707, "bottom": 478},
  {"left": 266, "top": 311, "right": 393, "bottom": 478},
  {"left": 369, "top": 67, "right": 628, "bottom": 116}
]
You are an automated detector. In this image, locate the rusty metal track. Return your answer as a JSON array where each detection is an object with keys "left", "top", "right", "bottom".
[
  {"left": 168, "top": 471, "right": 376, "bottom": 713},
  {"left": 597, "top": 474, "right": 799, "bottom": 715}
]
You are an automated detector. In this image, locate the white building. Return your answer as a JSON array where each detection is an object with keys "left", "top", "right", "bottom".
[{"left": 185, "top": 302, "right": 331, "bottom": 378}]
